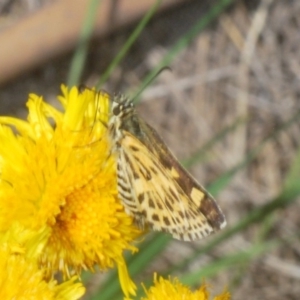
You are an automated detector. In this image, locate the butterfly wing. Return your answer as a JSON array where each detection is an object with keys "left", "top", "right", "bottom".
[
  {"left": 116, "top": 119, "right": 226, "bottom": 241},
  {"left": 139, "top": 119, "right": 226, "bottom": 231}
]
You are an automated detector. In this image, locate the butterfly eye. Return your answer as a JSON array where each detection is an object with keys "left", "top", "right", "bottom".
[{"left": 113, "top": 105, "right": 121, "bottom": 116}]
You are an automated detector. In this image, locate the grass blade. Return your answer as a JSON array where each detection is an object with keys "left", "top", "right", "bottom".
[
  {"left": 93, "top": 234, "right": 170, "bottom": 300},
  {"left": 67, "top": 0, "right": 103, "bottom": 86},
  {"left": 96, "top": 0, "right": 162, "bottom": 89},
  {"left": 134, "top": 0, "right": 235, "bottom": 100},
  {"left": 183, "top": 117, "right": 247, "bottom": 168}
]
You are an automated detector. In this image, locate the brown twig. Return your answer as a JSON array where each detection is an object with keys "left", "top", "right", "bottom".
[{"left": 0, "top": 0, "right": 186, "bottom": 86}]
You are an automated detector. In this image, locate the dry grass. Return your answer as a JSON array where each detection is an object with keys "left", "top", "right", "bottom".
[{"left": 1, "top": 0, "right": 300, "bottom": 299}]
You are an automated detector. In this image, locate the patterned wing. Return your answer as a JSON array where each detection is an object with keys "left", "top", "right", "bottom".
[{"left": 116, "top": 130, "right": 222, "bottom": 241}]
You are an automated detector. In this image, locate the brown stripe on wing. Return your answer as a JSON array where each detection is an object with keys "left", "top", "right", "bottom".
[
  {"left": 123, "top": 152, "right": 139, "bottom": 180},
  {"left": 170, "top": 161, "right": 226, "bottom": 230},
  {"left": 195, "top": 192, "right": 226, "bottom": 229}
]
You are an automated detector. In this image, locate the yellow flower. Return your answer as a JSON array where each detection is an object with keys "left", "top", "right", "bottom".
[
  {"left": 0, "top": 223, "right": 85, "bottom": 300},
  {"left": 141, "top": 274, "right": 230, "bottom": 300},
  {"left": 0, "top": 85, "right": 142, "bottom": 297}
]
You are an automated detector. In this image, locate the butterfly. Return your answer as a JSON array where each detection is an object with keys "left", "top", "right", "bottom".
[{"left": 107, "top": 94, "right": 226, "bottom": 241}]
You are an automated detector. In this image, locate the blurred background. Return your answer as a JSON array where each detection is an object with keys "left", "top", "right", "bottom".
[{"left": 0, "top": 0, "right": 300, "bottom": 299}]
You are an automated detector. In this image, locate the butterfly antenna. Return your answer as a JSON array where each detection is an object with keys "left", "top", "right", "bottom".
[
  {"left": 132, "top": 66, "right": 172, "bottom": 103},
  {"left": 79, "top": 86, "right": 109, "bottom": 133}
]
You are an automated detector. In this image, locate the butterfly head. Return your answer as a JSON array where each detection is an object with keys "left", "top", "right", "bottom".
[
  {"left": 111, "top": 94, "right": 134, "bottom": 119},
  {"left": 108, "top": 94, "right": 138, "bottom": 146}
]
